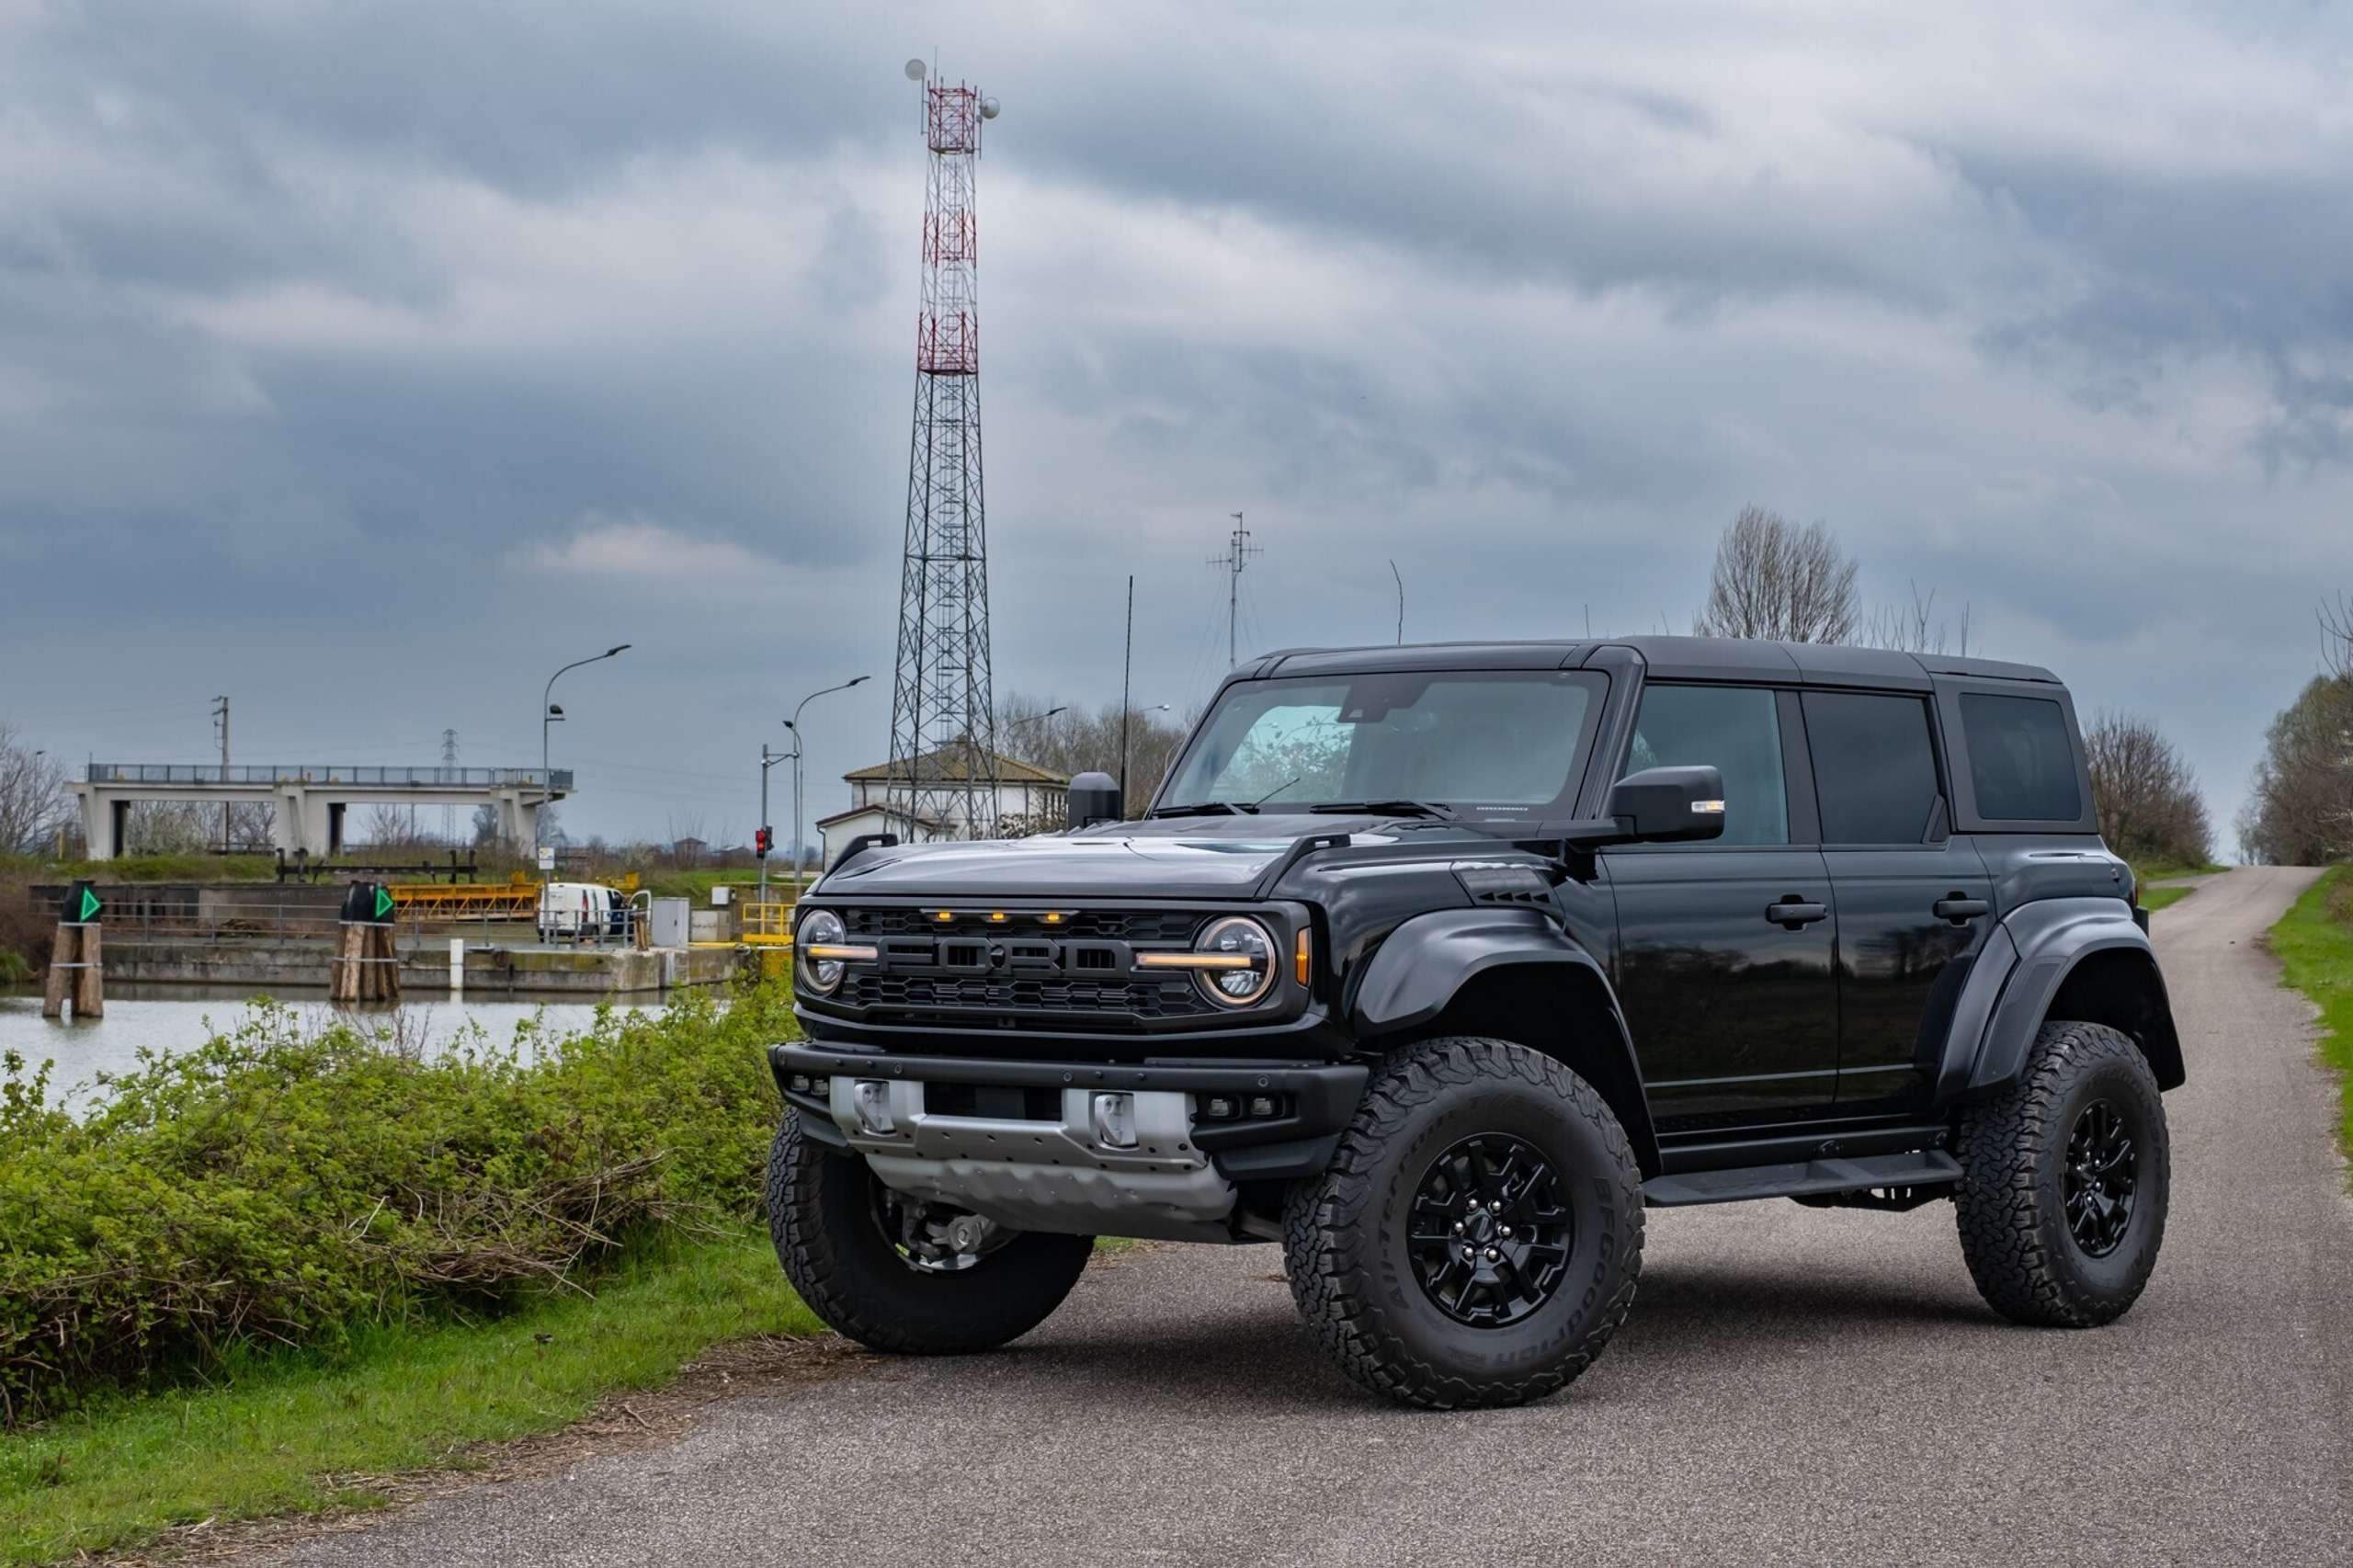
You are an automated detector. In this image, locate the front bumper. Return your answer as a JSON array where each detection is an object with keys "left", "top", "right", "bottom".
[{"left": 768, "top": 1041, "right": 1368, "bottom": 1237}]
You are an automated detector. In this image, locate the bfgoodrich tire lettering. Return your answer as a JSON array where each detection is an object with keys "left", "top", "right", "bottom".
[
  {"left": 1954, "top": 1019, "right": 2170, "bottom": 1327},
  {"left": 766, "top": 1112, "right": 1092, "bottom": 1354},
  {"left": 1282, "top": 1037, "right": 1643, "bottom": 1409}
]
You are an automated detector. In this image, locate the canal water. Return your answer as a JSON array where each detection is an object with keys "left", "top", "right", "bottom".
[{"left": 0, "top": 984, "right": 656, "bottom": 1110}]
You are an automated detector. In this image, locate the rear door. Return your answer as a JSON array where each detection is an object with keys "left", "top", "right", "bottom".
[
  {"left": 1604, "top": 682, "right": 1841, "bottom": 1125},
  {"left": 1797, "top": 689, "right": 1995, "bottom": 1112}
]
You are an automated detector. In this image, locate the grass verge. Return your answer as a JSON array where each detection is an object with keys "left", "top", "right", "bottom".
[
  {"left": 2268, "top": 864, "right": 2353, "bottom": 1169},
  {"left": 0, "top": 1224, "right": 821, "bottom": 1565},
  {"left": 2139, "top": 884, "right": 2197, "bottom": 914}
]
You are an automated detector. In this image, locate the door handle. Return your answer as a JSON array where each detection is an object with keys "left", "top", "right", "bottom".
[
  {"left": 1766, "top": 896, "right": 1828, "bottom": 929},
  {"left": 1933, "top": 895, "right": 1990, "bottom": 925}
]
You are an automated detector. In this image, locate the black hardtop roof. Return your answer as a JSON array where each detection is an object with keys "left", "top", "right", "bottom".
[{"left": 1250, "top": 635, "right": 2058, "bottom": 687}]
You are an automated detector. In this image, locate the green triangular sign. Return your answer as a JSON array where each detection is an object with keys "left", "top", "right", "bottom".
[
  {"left": 77, "top": 887, "right": 102, "bottom": 923},
  {"left": 374, "top": 887, "right": 395, "bottom": 921}
]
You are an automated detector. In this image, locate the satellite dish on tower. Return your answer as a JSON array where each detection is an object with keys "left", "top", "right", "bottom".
[
  {"left": 980, "top": 97, "right": 1001, "bottom": 119},
  {"left": 904, "top": 59, "right": 926, "bottom": 81}
]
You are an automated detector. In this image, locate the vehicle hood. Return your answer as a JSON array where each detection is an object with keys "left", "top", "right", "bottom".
[{"left": 813, "top": 814, "right": 1429, "bottom": 900}]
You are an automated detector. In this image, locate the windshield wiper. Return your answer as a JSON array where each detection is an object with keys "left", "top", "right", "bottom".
[
  {"left": 1147, "top": 801, "right": 1256, "bottom": 818},
  {"left": 1307, "top": 799, "right": 1459, "bottom": 820}
]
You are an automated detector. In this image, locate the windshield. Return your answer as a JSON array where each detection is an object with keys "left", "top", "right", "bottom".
[{"left": 1157, "top": 669, "right": 1607, "bottom": 821}]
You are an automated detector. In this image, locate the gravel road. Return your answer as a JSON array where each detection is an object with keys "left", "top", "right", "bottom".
[{"left": 261, "top": 867, "right": 2353, "bottom": 1568}]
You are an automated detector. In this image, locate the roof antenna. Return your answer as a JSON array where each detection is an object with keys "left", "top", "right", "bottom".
[{"left": 1389, "top": 560, "right": 1404, "bottom": 644}]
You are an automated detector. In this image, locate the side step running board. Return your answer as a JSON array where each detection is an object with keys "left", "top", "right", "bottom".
[{"left": 1643, "top": 1150, "right": 1963, "bottom": 1208}]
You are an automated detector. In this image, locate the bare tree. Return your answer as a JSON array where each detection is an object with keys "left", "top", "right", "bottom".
[
  {"left": 0, "top": 723, "right": 69, "bottom": 855},
  {"left": 1862, "top": 582, "right": 1972, "bottom": 655},
  {"left": 996, "top": 695, "right": 1195, "bottom": 813},
  {"left": 2083, "top": 711, "right": 2211, "bottom": 868},
  {"left": 2241, "top": 669, "right": 2353, "bottom": 866},
  {"left": 1692, "top": 506, "right": 1860, "bottom": 643}
]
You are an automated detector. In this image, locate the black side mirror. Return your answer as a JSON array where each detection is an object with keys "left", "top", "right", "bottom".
[
  {"left": 1606, "top": 765, "right": 1726, "bottom": 843},
  {"left": 1066, "top": 771, "right": 1120, "bottom": 830}
]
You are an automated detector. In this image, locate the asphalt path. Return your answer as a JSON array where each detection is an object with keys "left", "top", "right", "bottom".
[{"left": 262, "top": 867, "right": 2352, "bottom": 1567}]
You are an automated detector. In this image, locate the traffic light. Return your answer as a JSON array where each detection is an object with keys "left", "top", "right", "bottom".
[{"left": 756, "top": 826, "right": 773, "bottom": 858}]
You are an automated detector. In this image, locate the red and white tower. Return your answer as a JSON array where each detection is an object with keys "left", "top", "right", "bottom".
[{"left": 886, "top": 60, "right": 1004, "bottom": 839}]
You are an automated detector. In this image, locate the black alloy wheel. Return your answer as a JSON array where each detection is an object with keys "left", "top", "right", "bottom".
[
  {"left": 2063, "top": 1098, "right": 2137, "bottom": 1258},
  {"left": 1407, "top": 1133, "right": 1574, "bottom": 1327}
]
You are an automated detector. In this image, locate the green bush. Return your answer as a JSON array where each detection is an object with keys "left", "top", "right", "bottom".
[{"left": 0, "top": 982, "right": 791, "bottom": 1426}]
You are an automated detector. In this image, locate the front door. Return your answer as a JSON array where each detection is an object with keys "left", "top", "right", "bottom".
[
  {"left": 1796, "top": 689, "right": 1995, "bottom": 1111},
  {"left": 1606, "top": 683, "right": 1840, "bottom": 1127}
]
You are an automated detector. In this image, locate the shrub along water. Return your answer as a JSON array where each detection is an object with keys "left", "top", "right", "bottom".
[{"left": 0, "top": 981, "right": 791, "bottom": 1426}]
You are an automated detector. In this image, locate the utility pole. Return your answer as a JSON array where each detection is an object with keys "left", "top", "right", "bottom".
[
  {"left": 757, "top": 744, "right": 790, "bottom": 904},
  {"left": 1210, "top": 512, "right": 1259, "bottom": 667},
  {"left": 1120, "top": 574, "right": 1134, "bottom": 812},
  {"left": 211, "top": 696, "right": 230, "bottom": 850},
  {"left": 441, "top": 729, "right": 459, "bottom": 846}
]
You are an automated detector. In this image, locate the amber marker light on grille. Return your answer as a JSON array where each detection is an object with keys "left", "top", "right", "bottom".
[
  {"left": 1296, "top": 928, "right": 1313, "bottom": 986},
  {"left": 801, "top": 943, "right": 880, "bottom": 961},
  {"left": 987, "top": 912, "right": 1009, "bottom": 924},
  {"left": 931, "top": 910, "right": 955, "bottom": 923}
]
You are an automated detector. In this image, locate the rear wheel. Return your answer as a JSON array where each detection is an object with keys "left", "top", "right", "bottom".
[
  {"left": 766, "top": 1113, "right": 1093, "bottom": 1354},
  {"left": 1282, "top": 1037, "right": 1643, "bottom": 1409},
  {"left": 1954, "top": 1020, "right": 2170, "bottom": 1327}
]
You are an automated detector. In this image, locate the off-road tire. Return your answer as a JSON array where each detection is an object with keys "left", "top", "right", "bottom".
[
  {"left": 1954, "top": 1020, "right": 2170, "bottom": 1327},
  {"left": 1282, "top": 1037, "right": 1644, "bottom": 1409},
  {"left": 766, "top": 1112, "right": 1093, "bottom": 1354}
]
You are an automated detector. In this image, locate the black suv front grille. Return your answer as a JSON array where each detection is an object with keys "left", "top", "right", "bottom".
[
  {"left": 842, "top": 907, "right": 1202, "bottom": 945},
  {"left": 827, "top": 904, "right": 1236, "bottom": 1030},
  {"left": 839, "top": 972, "right": 1212, "bottom": 1022}
]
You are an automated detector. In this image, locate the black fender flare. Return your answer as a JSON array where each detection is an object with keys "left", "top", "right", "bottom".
[
  {"left": 1347, "top": 907, "right": 1659, "bottom": 1170},
  {"left": 1941, "top": 897, "right": 2183, "bottom": 1098}
]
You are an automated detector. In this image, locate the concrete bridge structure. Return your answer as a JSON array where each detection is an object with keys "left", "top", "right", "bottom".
[{"left": 71, "top": 764, "right": 571, "bottom": 859}]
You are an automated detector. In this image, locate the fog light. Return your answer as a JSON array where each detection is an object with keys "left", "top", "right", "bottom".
[
  {"left": 1203, "top": 1096, "right": 1235, "bottom": 1119},
  {"left": 852, "top": 1080, "right": 895, "bottom": 1135},
  {"left": 789, "top": 1074, "right": 812, "bottom": 1092},
  {"left": 1249, "top": 1096, "right": 1277, "bottom": 1119},
  {"left": 1091, "top": 1092, "right": 1138, "bottom": 1149}
]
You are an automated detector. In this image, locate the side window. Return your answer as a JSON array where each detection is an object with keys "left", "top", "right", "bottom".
[
  {"left": 1624, "top": 685, "right": 1788, "bottom": 846},
  {"left": 1960, "top": 694, "right": 2082, "bottom": 821},
  {"left": 1802, "top": 691, "right": 1942, "bottom": 844}
]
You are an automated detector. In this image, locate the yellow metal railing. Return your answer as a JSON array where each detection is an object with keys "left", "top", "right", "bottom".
[
  {"left": 740, "top": 900, "right": 796, "bottom": 946},
  {"left": 389, "top": 883, "right": 538, "bottom": 919}
]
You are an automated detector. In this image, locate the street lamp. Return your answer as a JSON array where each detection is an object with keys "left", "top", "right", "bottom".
[
  {"left": 784, "top": 676, "right": 870, "bottom": 898},
  {"left": 540, "top": 644, "right": 631, "bottom": 858}
]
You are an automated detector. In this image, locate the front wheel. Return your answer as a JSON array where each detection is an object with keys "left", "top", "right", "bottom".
[
  {"left": 766, "top": 1113, "right": 1093, "bottom": 1354},
  {"left": 1954, "top": 1020, "right": 2171, "bottom": 1327},
  {"left": 1283, "top": 1037, "right": 1644, "bottom": 1409}
]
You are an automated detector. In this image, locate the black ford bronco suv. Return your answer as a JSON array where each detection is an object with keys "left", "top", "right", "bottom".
[{"left": 768, "top": 637, "right": 2179, "bottom": 1409}]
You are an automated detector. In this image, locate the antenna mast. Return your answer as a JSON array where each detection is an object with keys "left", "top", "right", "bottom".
[
  {"left": 1209, "top": 511, "right": 1260, "bottom": 667},
  {"left": 886, "top": 59, "right": 1006, "bottom": 840}
]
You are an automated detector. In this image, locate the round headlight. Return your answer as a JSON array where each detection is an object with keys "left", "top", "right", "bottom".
[
  {"left": 1195, "top": 916, "right": 1276, "bottom": 1007},
  {"left": 797, "top": 908, "right": 849, "bottom": 994}
]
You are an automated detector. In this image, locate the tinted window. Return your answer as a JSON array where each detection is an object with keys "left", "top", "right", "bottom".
[
  {"left": 1961, "top": 694, "right": 2081, "bottom": 821},
  {"left": 1802, "top": 692, "right": 1941, "bottom": 844},
  {"left": 1625, "top": 685, "right": 1788, "bottom": 846}
]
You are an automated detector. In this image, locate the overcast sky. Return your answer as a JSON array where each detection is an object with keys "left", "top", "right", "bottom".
[{"left": 5, "top": 1, "right": 2349, "bottom": 852}]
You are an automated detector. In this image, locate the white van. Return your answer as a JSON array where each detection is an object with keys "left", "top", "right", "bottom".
[{"left": 537, "top": 881, "right": 626, "bottom": 943}]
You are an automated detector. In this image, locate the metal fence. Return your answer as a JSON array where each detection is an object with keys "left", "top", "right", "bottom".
[{"left": 83, "top": 764, "right": 574, "bottom": 790}]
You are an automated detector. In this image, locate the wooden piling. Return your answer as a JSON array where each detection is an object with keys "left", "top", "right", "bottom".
[
  {"left": 72, "top": 926, "right": 102, "bottom": 1018},
  {"left": 40, "top": 921, "right": 103, "bottom": 1019},
  {"left": 41, "top": 925, "right": 73, "bottom": 1018},
  {"left": 332, "top": 921, "right": 363, "bottom": 1003}
]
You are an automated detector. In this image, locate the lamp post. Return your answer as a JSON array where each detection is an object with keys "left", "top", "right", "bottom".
[
  {"left": 539, "top": 644, "right": 631, "bottom": 865},
  {"left": 786, "top": 676, "right": 870, "bottom": 898}
]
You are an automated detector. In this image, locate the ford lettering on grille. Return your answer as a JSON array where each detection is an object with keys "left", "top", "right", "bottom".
[{"left": 874, "top": 936, "right": 1138, "bottom": 978}]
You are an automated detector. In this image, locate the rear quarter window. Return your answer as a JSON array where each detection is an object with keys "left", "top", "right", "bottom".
[{"left": 1961, "top": 693, "right": 2081, "bottom": 820}]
